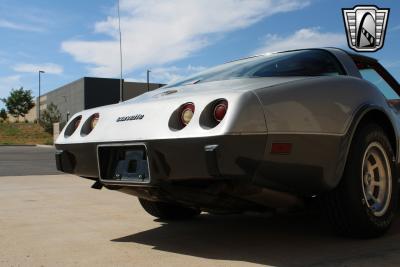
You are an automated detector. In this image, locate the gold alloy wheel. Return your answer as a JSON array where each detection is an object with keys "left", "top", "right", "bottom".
[{"left": 361, "top": 142, "right": 392, "bottom": 217}]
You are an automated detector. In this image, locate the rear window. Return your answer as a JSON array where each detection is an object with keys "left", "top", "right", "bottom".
[
  {"left": 356, "top": 62, "right": 400, "bottom": 100},
  {"left": 166, "top": 50, "right": 344, "bottom": 88}
]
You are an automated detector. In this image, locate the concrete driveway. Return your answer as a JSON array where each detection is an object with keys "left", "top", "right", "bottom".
[{"left": 1, "top": 147, "right": 400, "bottom": 266}]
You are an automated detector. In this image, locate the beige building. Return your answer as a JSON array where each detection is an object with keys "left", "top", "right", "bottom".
[{"left": 7, "top": 105, "right": 37, "bottom": 123}]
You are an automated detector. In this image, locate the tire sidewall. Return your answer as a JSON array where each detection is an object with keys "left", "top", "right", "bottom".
[{"left": 344, "top": 124, "right": 398, "bottom": 233}]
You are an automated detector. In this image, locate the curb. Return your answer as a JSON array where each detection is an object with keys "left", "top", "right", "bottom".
[
  {"left": 36, "top": 145, "right": 55, "bottom": 148},
  {"left": 0, "top": 144, "right": 36, "bottom": 147},
  {"left": 0, "top": 144, "right": 54, "bottom": 147}
]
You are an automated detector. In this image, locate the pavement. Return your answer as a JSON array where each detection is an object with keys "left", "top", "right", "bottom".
[
  {"left": 1, "top": 147, "right": 400, "bottom": 266},
  {"left": 0, "top": 146, "right": 60, "bottom": 176}
]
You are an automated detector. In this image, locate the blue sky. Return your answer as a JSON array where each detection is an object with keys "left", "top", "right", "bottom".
[{"left": 0, "top": 0, "right": 399, "bottom": 109}]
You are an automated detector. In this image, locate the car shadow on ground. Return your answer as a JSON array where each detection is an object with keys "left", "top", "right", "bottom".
[{"left": 112, "top": 211, "right": 400, "bottom": 266}]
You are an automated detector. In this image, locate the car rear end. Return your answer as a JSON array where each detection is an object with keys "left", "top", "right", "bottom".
[{"left": 55, "top": 86, "right": 268, "bottom": 190}]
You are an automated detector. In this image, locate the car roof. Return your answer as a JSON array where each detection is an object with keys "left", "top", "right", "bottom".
[
  {"left": 343, "top": 51, "right": 378, "bottom": 63},
  {"left": 231, "top": 47, "right": 378, "bottom": 64},
  {"left": 228, "top": 47, "right": 379, "bottom": 79}
]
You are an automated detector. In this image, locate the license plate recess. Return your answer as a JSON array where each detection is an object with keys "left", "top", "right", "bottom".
[{"left": 98, "top": 144, "right": 150, "bottom": 184}]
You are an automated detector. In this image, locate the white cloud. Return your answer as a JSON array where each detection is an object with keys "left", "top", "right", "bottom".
[
  {"left": 0, "top": 75, "right": 22, "bottom": 100},
  {"left": 255, "top": 27, "right": 346, "bottom": 54},
  {"left": 0, "top": 19, "right": 44, "bottom": 32},
  {"left": 13, "top": 63, "right": 63, "bottom": 74},
  {"left": 61, "top": 0, "right": 309, "bottom": 77},
  {"left": 150, "top": 65, "right": 206, "bottom": 84},
  {"left": 391, "top": 25, "right": 400, "bottom": 32},
  {"left": 125, "top": 65, "right": 206, "bottom": 84}
]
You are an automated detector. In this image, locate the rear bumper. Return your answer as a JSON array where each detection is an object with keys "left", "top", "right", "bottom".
[
  {"left": 56, "top": 133, "right": 342, "bottom": 196},
  {"left": 55, "top": 135, "right": 267, "bottom": 185},
  {"left": 55, "top": 150, "right": 76, "bottom": 174}
]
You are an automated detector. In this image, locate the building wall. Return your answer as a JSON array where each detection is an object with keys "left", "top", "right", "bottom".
[
  {"left": 38, "top": 77, "right": 165, "bottom": 123},
  {"left": 39, "top": 78, "right": 85, "bottom": 122},
  {"left": 84, "top": 77, "right": 120, "bottom": 109},
  {"left": 123, "top": 82, "right": 164, "bottom": 101},
  {"left": 7, "top": 105, "right": 37, "bottom": 122}
]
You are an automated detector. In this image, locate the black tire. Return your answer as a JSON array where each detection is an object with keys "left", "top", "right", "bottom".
[
  {"left": 323, "top": 123, "right": 398, "bottom": 238},
  {"left": 138, "top": 198, "right": 200, "bottom": 220}
]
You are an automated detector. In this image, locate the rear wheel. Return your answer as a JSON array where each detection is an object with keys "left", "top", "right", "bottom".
[
  {"left": 139, "top": 198, "right": 200, "bottom": 220},
  {"left": 324, "top": 123, "right": 398, "bottom": 238}
]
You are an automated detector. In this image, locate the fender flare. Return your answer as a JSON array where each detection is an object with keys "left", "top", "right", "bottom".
[{"left": 332, "top": 103, "right": 398, "bottom": 188}]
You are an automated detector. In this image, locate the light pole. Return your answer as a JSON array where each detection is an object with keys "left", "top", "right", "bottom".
[
  {"left": 147, "top": 69, "right": 151, "bottom": 92},
  {"left": 61, "top": 95, "right": 69, "bottom": 122},
  {"left": 38, "top": 70, "right": 45, "bottom": 123},
  {"left": 117, "top": 0, "right": 123, "bottom": 102}
]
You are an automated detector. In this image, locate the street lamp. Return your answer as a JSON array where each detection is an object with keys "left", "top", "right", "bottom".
[
  {"left": 61, "top": 95, "right": 69, "bottom": 122},
  {"left": 38, "top": 70, "right": 45, "bottom": 123}
]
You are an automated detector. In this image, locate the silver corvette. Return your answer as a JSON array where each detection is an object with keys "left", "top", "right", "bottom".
[{"left": 55, "top": 48, "right": 400, "bottom": 237}]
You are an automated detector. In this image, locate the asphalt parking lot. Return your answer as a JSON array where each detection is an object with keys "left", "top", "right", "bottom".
[
  {"left": 2, "top": 146, "right": 400, "bottom": 266},
  {"left": 0, "top": 146, "right": 60, "bottom": 176}
]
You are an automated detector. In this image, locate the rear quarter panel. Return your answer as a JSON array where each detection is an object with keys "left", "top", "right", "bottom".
[
  {"left": 254, "top": 76, "right": 386, "bottom": 134},
  {"left": 252, "top": 76, "right": 398, "bottom": 194}
]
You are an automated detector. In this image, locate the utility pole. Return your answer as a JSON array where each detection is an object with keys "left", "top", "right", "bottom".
[
  {"left": 38, "top": 70, "right": 45, "bottom": 123},
  {"left": 147, "top": 69, "right": 151, "bottom": 92},
  {"left": 117, "top": 0, "right": 123, "bottom": 102}
]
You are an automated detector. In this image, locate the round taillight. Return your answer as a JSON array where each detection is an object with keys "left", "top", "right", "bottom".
[
  {"left": 64, "top": 115, "right": 82, "bottom": 137},
  {"left": 90, "top": 113, "right": 99, "bottom": 130},
  {"left": 180, "top": 102, "right": 195, "bottom": 126},
  {"left": 80, "top": 113, "right": 100, "bottom": 137},
  {"left": 213, "top": 100, "right": 228, "bottom": 122},
  {"left": 74, "top": 117, "right": 81, "bottom": 130}
]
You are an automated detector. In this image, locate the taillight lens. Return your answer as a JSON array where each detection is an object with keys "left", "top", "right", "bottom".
[
  {"left": 213, "top": 100, "right": 228, "bottom": 122},
  {"left": 90, "top": 113, "right": 99, "bottom": 130},
  {"left": 180, "top": 102, "right": 195, "bottom": 126},
  {"left": 64, "top": 115, "right": 82, "bottom": 137},
  {"left": 74, "top": 117, "right": 81, "bottom": 130}
]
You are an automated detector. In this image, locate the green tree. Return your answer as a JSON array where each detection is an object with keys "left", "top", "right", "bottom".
[
  {"left": 1, "top": 87, "right": 35, "bottom": 120},
  {"left": 40, "top": 102, "right": 61, "bottom": 133},
  {"left": 0, "top": 108, "right": 7, "bottom": 122}
]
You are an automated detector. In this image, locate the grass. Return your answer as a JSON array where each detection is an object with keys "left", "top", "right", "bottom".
[{"left": 0, "top": 122, "right": 53, "bottom": 145}]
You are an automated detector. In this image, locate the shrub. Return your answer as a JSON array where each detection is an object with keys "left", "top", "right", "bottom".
[
  {"left": 0, "top": 108, "right": 7, "bottom": 122},
  {"left": 40, "top": 102, "right": 61, "bottom": 133}
]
